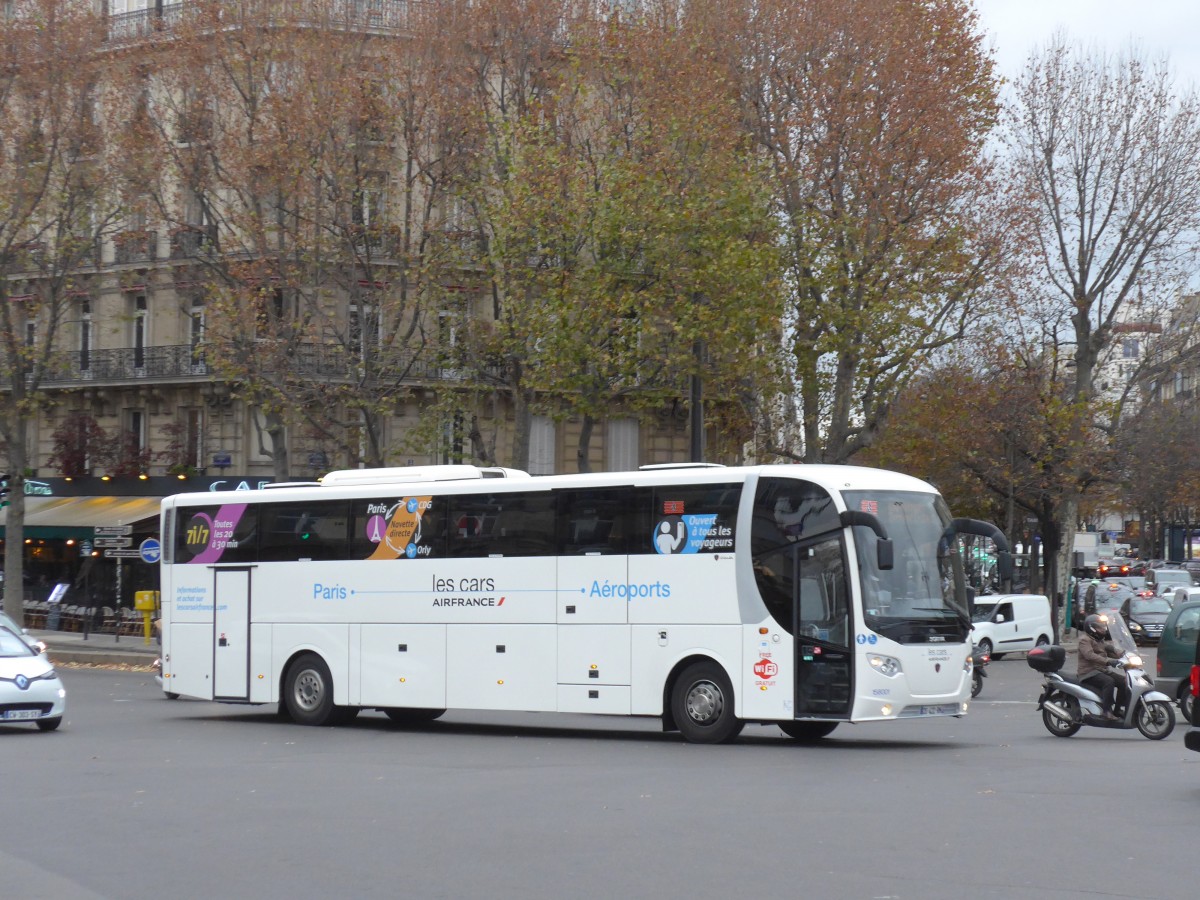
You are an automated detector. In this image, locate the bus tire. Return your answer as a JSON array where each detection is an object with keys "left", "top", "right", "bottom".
[
  {"left": 284, "top": 653, "right": 338, "bottom": 726},
  {"left": 779, "top": 721, "right": 838, "bottom": 741},
  {"left": 671, "top": 661, "right": 743, "bottom": 744},
  {"left": 384, "top": 707, "right": 446, "bottom": 724}
]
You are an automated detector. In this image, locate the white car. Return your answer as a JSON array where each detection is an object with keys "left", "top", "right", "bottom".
[
  {"left": 0, "top": 625, "right": 66, "bottom": 731},
  {"left": 0, "top": 611, "right": 47, "bottom": 654}
]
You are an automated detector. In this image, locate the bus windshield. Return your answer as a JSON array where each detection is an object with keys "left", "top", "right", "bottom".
[{"left": 842, "top": 490, "right": 970, "bottom": 643}]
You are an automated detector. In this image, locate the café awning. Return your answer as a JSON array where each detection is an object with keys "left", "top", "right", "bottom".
[{"left": 0, "top": 496, "right": 163, "bottom": 539}]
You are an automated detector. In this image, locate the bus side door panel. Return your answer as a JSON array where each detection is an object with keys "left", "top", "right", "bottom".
[
  {"left": 167, "top": 622, "right": 215, "bottom": 700},
  {"left": 356, "top": 624, "right": 447, "bottom": 709},
  {"left": 447, "top": 625, "right": 557, "bottom": 711}
]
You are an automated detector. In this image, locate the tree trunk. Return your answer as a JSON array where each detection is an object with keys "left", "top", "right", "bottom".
[
  {"left": 2, "top": 450, "right": 28, "bottom": 624},
  {"left": 576, "top": 414, "right": 595, "bottom": 474}
]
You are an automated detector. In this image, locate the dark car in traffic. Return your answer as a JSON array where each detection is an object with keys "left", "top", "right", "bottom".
[
  {"left": 1156, "top": 599, "right": 1200, "bottom": 721},
  {"left": 1074, "top": 580, "right": 1139, "bottom": 629},
  {"left": 1119, "top": 595, "right": 1172, "bottom": 645}
]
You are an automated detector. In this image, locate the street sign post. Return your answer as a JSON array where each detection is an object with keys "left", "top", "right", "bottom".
[
  {"left": 94, "top": 537, "right": 133, "bottom": 549},
  {"left": 94, "top": 525, "right": 133, "bottom": 537},
  {"left": 104, "top": 549, "right": 142, "bottom": 559}
]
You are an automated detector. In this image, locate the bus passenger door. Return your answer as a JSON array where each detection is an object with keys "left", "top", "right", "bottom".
[
  {"left": 213, "top": 568, "right": 252, "bottom": 701},
  {"left": 793, "top": 537, "right": 852, "bottom": 718}
]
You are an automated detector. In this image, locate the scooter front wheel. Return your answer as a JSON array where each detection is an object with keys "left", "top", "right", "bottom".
[
  {"left": 1042, "top": 693, "right": 1082, "bottom": 737},
  {"left": 1136, "top": 699, "right": 1176, "bottom": 740}
]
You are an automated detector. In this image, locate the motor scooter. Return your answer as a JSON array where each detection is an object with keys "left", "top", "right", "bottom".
[
  {"left": 1027, "top": 613, "right": 1175, "bottom": 740},
  {"left": 970, "top": 643, "right": 989, "bottom": 698}
]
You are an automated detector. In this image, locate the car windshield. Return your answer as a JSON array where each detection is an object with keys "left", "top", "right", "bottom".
[
  {"left": 971, "top": 603, "right": 997, "bottom": 622},
  {"left": 1132, "top": 597, "right": 1172, "bottom": 614},
  {"left": 0, "top": 626, "right": 35, "bottom": 658}
]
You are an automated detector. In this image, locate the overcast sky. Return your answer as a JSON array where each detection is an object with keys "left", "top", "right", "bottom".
[{"left": 974, "top": 0, "right": 1200, "bottom": 87}]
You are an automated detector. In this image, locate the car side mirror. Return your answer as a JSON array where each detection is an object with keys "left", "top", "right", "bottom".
[{"left": 994, "top": 614, "right": 1005, "bottom": 623}]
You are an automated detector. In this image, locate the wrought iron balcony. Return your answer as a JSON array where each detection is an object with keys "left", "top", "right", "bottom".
[
  {"left": 105, "top": 0, "right": 424, "bottom": 46},
  {"left": 170, "top": 227, "right": 217, "bottom": 259},
  {"left": 31, "top": 342, "right": 466, "bottom": 388},
  {"left": 112, "top": 230, "right": 158, "bottom": 265}
]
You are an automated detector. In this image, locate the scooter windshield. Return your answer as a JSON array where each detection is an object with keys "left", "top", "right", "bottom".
[{"left": 1098, "top": 610, "right": 1138, "bottom": 655}]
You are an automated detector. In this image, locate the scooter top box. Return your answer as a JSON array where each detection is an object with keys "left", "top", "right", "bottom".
[{"left": 1027, "top": 644, "right": 1066, "bottom": 673}]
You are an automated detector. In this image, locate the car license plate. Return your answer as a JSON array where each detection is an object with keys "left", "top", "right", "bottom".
[{"left": 2, "top": 709, "right": 40, "bottom": 720}]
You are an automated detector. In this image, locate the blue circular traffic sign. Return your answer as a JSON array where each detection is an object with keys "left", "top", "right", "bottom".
[{"left": 139, "top": 538, "right": 162, "bottom": 564}]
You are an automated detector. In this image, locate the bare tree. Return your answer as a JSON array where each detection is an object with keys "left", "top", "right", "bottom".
[{"left": 1006, "top": 35, "right": 1200, "bottom": 609}]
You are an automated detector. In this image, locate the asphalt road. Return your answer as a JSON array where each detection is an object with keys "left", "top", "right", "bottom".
[{"left": 1, "top": 652, "right": 1196, "bottom": 900}]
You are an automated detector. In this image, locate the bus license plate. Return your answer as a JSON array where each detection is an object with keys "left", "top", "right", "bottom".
[
  {"left": 920, "top": 704, "right": 957, "bottom": 716},
  {"left": 2, "top": 709, "right": 40, "bottom": 720}
]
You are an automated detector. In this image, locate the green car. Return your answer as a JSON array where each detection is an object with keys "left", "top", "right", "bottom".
[{"left": 1156, "top": 599, "right": 1200, "bottom": 723}]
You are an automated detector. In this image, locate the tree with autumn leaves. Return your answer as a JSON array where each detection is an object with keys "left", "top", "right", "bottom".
[{"left": 0, "top": 1, "right": 134, "bottom": 622}]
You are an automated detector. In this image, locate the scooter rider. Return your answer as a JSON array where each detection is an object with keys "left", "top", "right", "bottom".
[{"left": 1078, "top": 614, "right": 1128, "bottom": 720}]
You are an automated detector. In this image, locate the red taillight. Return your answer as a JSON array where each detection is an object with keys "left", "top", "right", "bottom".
[
  {"left": 1157, "top": 656, "right": 1163, "bottom": 676},
  {"left": 1191, "top": 665, "right": 1200, "bottom": 697}
]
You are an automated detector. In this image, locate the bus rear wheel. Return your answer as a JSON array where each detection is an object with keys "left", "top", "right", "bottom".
[
  {"left": 671, "top": 661, "right": 743, "bottom": 744},
  {"left": 284, "top": 653, "right": 341, "bottom": 726},
  {"left": 384, "top": 707, "right": 446, "bottom": 724}
]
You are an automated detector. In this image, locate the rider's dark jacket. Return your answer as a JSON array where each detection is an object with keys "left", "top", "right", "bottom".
[{"left": 1077, "top": 632, "right": 1120, "bottom": 680}]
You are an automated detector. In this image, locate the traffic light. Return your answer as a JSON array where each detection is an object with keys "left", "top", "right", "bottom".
[{"left": 0, "top": 473, "right": 9, "bottom": 509}]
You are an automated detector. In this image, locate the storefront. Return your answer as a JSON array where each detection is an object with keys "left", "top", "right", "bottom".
[{"left": 0, "top": 475, "right": 275, "bottom": 613}]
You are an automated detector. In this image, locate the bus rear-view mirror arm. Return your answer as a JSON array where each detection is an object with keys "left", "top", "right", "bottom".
[
  {"left": 949, "top": 518, "right": 1014, "bottom": 587},
  {"left": 839, "top": 510, "right": 894, "bottom": 571}
]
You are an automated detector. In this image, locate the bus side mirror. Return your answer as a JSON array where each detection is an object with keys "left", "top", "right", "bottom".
[
  {"left": 839, "top": 510, "right": 893, "bottom": 570},
  {"left": 877, "top": 538, "right": 894, "bottom": 571}
]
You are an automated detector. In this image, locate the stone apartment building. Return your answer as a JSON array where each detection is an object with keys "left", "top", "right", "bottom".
[{"left": 0, "top": 0, "right": 707, "bottom": 606}]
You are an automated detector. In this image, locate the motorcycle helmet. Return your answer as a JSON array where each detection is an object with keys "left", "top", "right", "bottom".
[{"left": 1084, "top": 613, "right": 1109, "bottom": 640}]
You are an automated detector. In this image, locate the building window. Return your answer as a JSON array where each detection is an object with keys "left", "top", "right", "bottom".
[
  {"left": 185, "top": 409, "right": 203, "bottom": 469},
  {"left": 607, "top": 418, "right": 639, "bottom": 471},
  {"left": 133, "top": 295, "right": 147, "bottom": 369},
  {"left": 79, "top": 299, "right": 92, "bottom": 372},
  {"left": 1122, "top": 339, "right": 1139, "bottom": 359}
]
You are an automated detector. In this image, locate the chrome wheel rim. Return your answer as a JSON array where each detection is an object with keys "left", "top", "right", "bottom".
[
  {"left": 685, "top": 680, "right": 724, "bottom": 726},
  {"left": 293, "top": 668, "right": 325, "bottom": 713}
]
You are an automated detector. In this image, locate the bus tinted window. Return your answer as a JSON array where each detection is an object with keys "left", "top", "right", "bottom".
[
  {"left": 258, "top": 501, "right": 350, "bottom": 562},
  {"left": 447, "top": 491, "right": 556, "bottom": 558},
  {"left": 559, "top": 486, "right": 648, "bottom": 555},
  {"left": 648, "top": 482, "right": 740, "bottom": 555},
  {"left": 175, "top": 503, "right": 259, "bottom": 564}
]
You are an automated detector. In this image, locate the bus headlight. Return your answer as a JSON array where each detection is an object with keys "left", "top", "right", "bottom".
[{"left": 868, "top": 654, "right": 902, "bottom": 677}]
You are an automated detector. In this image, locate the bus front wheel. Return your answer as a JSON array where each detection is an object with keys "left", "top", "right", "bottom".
[
  {"left": 285, "top": 653, "right": 340, "bottom": 726},
  {"left": 671, "top": 661, "right": 744, "bottom": 744}
]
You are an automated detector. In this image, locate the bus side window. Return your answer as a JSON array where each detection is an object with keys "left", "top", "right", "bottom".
[
  {"left": 559, "top": 487, "right": 641, "bottom": 555},
  {"left": 258, "top": 501, "right": 348, "bottom": 562}
]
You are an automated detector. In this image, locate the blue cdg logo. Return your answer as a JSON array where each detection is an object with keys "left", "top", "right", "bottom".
[{"left": 855, "top": 633, "right": 878, "bottom": 645}]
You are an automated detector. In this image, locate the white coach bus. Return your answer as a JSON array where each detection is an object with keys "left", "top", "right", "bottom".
[{"left": 158, "top": 463, "right": 1010, "bottom": 743}]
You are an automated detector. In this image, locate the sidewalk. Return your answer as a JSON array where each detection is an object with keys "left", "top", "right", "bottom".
[{"left": 31, "top": 627, "right": 160, "bottom": 667}]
